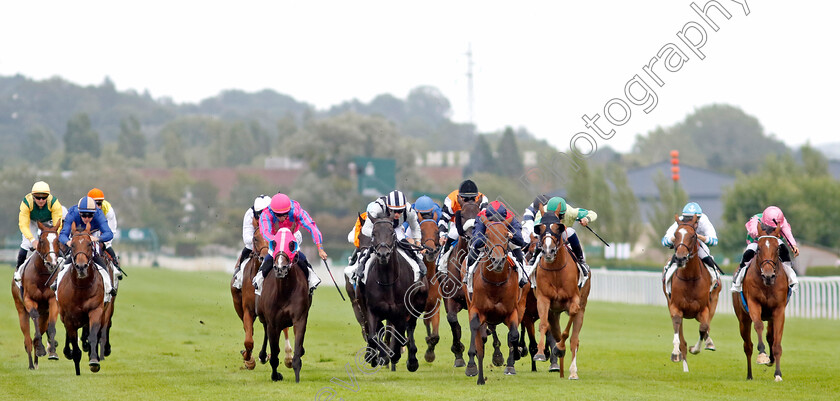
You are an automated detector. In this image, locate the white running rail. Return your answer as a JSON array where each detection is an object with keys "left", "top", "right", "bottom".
[{"left": 589, "top": 269, "right": 840, "bottom": 320}]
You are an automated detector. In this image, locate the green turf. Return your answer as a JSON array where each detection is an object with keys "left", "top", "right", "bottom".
[{"left": 2, "top": 266, "right": 839, "bottom": 401}]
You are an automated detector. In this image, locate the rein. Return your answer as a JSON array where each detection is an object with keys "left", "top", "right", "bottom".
[{"left": 480, "top": 263, "right": 512, "bottom": 287}]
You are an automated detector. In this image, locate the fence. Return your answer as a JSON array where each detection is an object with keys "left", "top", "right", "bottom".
[{"left": 589, "top": 269, "right": 840, "bottom": 320}]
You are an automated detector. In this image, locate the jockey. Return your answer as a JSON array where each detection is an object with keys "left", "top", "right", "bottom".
[
  {"left": 252, "top": 193, "right": 327, "bottom": 296},
  {"left": 54, "top": 197, "right": 117, "bottom": 299},
  {"left": 352, "top": 190, "right": 425, "bottom": 283},
  {"left": 531, "top": 197, "right": 597, "bottom": 281},
  {"left": 731, "top": 206, "right": 800, "bottom": 293},
  {"left": 231, "top": 195, "right": 272, "bottom": 290},
  {"left": 464, "top": 200, "right": 529, "bottom": 290},
  {"left": 436, "top": 179, "right": 489, "bottom": 272},
  {"left": 661, "top": 202, "right": 720, "bottom": 290},
  {"left": 521, "top": 194, "right": 550, "bottom": 242},
  {"left": 15, "top": 181, "right": 63, "bottom": 286},
  {"left": 410, "top": 195, "right": 442, "bottom": 241},
  {"left": 87, "top": 188, "right": 124, "bottom": 277}
]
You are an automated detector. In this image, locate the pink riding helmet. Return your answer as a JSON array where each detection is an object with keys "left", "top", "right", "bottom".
[
  {"left": 270, "top": 193, "right": 291, "bottom": 214},
  {"left": 761, "top": 206, "right": 785, "bottom": 227}
]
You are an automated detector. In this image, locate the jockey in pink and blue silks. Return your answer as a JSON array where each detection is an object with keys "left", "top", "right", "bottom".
[
  {"left": 252, "top": 193, "right": 328, "bottom": 295},
  {"left": 730, "top": 205, "right": 800, "bottom": 293}
]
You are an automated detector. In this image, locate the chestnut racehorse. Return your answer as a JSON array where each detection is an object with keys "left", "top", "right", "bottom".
[
  {"left": 418, "top": 211, "right": 442, "bottom": 363},
  {"left": 663, "top": 214, "right": 721, "bottom": 373},
  {"left": 733, "top": 222, "right": 791, "bottom": 381},
  {"left": 231, "top": 217, "right": 292, "bottom": 370},
  {"left": 256, "top": 228, "right": 311, "bottom": 382},
  {"left": 12, "top": 221, "right": 62, "bottom": 369},
  {"left": 464, "top": 215, "right": 522, "bottom": 385},
  {"left": 57, "top": 223, "right": 105, "bottom": 375}
]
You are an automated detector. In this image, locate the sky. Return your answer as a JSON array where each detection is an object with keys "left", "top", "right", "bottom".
[{"left": 2, "top": 1, "right": 838, "bottom": 154}]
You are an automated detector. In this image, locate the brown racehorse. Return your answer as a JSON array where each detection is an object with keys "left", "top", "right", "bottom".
[
  {"left": 464, "top": 215, "right": 522, "bottom": 385},
  {"left": 663, "top": 214, "right": 721, "bottom": 373},
  {"left": 418, "top": 212, "right": 442, "bottom": 363},
  {"left": 57, "top": 223, "right": 105, "bottom": 375},
  {"left": 81, "top": 241, "right": 119, "bottom": 360},
  {"left": 256, "top": 228, "right": 311, "bottom": 382},
  {"left": 346, "top": 232, "right": 372, "bottom": 341},
  {"left": 12, "top": 221, "right": 62, "bottom": 369},
  {"left": 532, "top": 221, "right": 591, "bottom": 379},
  {"left": 231, "top": 217, "right": 292, "bottom": 370},
  {"left": 733, "top": 223, "right": 790, "bottom": 381}
]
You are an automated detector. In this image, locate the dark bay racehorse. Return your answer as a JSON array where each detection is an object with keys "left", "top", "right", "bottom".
[
  {"left": 733, "top": 223, "right": 790, "bottom": 381},
  {"left": 663, "top": 214, "right": 721, "bottom": 373},
  {"left": 256, "top": 228, "right": 311, "bottom": 382},
  {"left": 418, "top": 211, "right": 442, "bottom": 363},
  {"left": 464, "top": 215, "right": 522, "bottom": 385},
  {"left": 57, "top": 223, "right": 105, "bottom": 375},
  {"left": 358, "top": 216, "right": 427, "bottom": 372},
  {"left": 346, "top": 229, "right": 372, "bottom": 342},
  {"left": 12, "top": 221, "right": 61, "bottom": 369},
  {"left": 231, "top": 217, "right": 293, "bottom": 370},
  {"left": 532, "top": 221, "right": 590, "bottom": 379}
]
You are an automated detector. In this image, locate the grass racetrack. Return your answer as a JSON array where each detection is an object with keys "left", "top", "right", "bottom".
[{"left": 2, "top": 266, "right": 839, "bottom": 400}]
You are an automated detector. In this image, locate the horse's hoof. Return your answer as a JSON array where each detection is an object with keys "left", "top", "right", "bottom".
[
  {"left": 284, "top": 358, "right": 293, "bottom": 369},
  {"left": 407, "top": 358, "right": 419, "bottom": 372},
  {"left": 492, "top": 352, "right": 504, "bottom": 367},
  {"left": 424, "top": 350, "right": 436, "bottom": 363},
  {"left": 260, "top": 354, "right": 270, "bottom": 365},
  {"left": 244, "top": 357, "right": 256, "bottom": 370},
  {"left": 504, "top": 366, "right": 516, "bottom": 375},
  {"left": 465, "top": 364, "right": 478, "bottom": 377},
  {"left": 48, "top": 352, "right": 59, "bottom": 360},
  {"left": 533, "top": 353, "right": 546, "bottom": 362},
  {"left": 89, "top": 361, "right": 100, "bottom": 373},
  {"left": 569, "top": 373, "right": 579, "bottom": 380},
  {"left": 671, "top": 353, "right": 682, "bottom": 363},
  {"left": 35, "top": 347, "right": 46, "bottom": 358},
  {"left": 689, "top": 346, "right": 700, "bottom": 355},
  {"left": 426, "top": 335, "right": 440, "bottom": 346},
  {"left": 775, "top": 375, "right": 783, "bottom": 382},
  {"left": 549, "top": 363, "right": 560, "bottom": 372},
  {"left": 454, "top": 358, "right": 466, "bottom": 368},
  {"left": 271, "top": 371, "right": 283, "bottom": 381},
  {"left": 757, "top": 353, "right": 770, "bottom": 365}
]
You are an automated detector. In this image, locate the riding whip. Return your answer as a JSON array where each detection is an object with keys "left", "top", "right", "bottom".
[
  {"left": 322, "top": 258, "right": 346, "bottom": 301},
  {"left": 580, "top": 221, "right": 610, "bottom": 247}
]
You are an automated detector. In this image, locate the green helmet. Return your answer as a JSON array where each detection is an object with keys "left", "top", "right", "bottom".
[{"left": 546, "top": 197, "right": 567, "bottom": 214}]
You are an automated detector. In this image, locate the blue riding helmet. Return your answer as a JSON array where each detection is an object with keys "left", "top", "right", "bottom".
[
  {"left": 682, "top": 202, "right": 702, "bottom": 216},
  {"left": 414, "top": 195, "right": 436, "bottom": 212}
]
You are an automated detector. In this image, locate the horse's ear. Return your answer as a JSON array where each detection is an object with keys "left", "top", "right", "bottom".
[
  {"left": 690, "top": 215, "right": 699, "bottom": 226},
  {"left": 534, "top": 224, "right": 545, "bottom": 236},
  {"left": 674, "top": 214, "right": 681, "bottom": 224},
  {"left": 479, "top": 214, "right": 489, "bottom": 226},
  {"left": 772, "top": 224, "right": 782, "bottom": 237},
  {"left": 84, "top": 222, "right": 91, "bottom": 233},
  {"left": 37, "top": 221, "right": 46, "bottom": 232},
  {"left": 71, "top": 221, "right": 77, "bottom": 233}
]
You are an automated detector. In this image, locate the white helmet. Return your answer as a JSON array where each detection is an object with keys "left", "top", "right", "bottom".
[
  {"left": 385, "top": 190, "right": 407, "bottom": 211},
  {"left": 253, "top": 195, "right": 272, "bottom": 213}
]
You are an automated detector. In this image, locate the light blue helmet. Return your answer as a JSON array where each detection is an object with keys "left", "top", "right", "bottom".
[
  {"left": 414, "top": 195, "right": 436, "bottom": 213},
  {"left": 682, "top": 202, "right": 702, "bottom": 216}
]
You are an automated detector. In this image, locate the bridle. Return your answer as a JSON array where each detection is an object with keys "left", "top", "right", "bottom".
[
  {"left": 538, "top": 227, "right": 569, "bottom": 272},
  {"left": 372, "top": 219, "right": 396, "bottom": 260},
  {"left": 482, "top": 222, "right": 511, "bottom": 273},
  {"left": 673, "top": 223, "right": 699, "bottom": 262},
  {"left": 756, "top": 235, "right": 781, "bottom": 275}
]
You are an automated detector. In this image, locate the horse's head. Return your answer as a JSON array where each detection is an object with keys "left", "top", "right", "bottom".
[
  {"left": 271, "top": 228, "right": 297, "bottom": 279},
  {"left": 36, "top": 221, "right": 61, "bottom": 272},
  {"left": 371, "top": 216, "right": 396, "bottom": 264},
  {"left": 460, "top": 202, "right": 480, "bottom": 241},
  {"left": 252, "top": 217, "right": 269, "bottom": 264},
  {"left": 756, "top": 223, "right": 783, "bottom": 286},
  {"left": 481, "top": 215, "right": 511, "bottom": 273},
  {"left": 672, "top": 214, "right": 699, "bottom": 268},
  {"left": 417, "top": 211, "right": 440, "bottom": 262},
  {"left": 69, "top": 222, "right": 94, "bottom": 279},
  {"left": 535, "top": 222, "right": 565, "bottom": 263}
]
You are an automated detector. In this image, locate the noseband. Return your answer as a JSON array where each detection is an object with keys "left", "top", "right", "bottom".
[{"left": 756, "top": 235, "right": 780, "bottom": 275}]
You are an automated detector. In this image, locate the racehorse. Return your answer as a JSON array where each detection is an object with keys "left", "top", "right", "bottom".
[
  {"left": 464, "top": 214, "right": 523, "bottom": 385},
  {"left": 231, "top": 217, "right": 294, "bottom": 370},
  {"left": 81, "top": 241, "right": 119, "bottom": 360},
  {"left": 12, "top": 221, "right": 61, "bottom": 369},
  {"left": 418, "top": 209, "right": 442, "bottom": 363},
  {"left": 532, "top": 220, "right": 590, "bottom": 379},
  {"left": 358, "top": 216, "right": 427, "bottom": 372},
  {"left": 733, "top": 223, "right": 791, "bottom": 381},
  {"left": 56, "top": 222, "right": 105, "bottom": 375},
  {"left": 256, "top": 228, "right": 311, "bottom": 382},
  {"left": 663, "top": 214, "right": 721, "bottom": 373},
  {"left": 346, "top": 230, "right": 372, "bottom": 342}
]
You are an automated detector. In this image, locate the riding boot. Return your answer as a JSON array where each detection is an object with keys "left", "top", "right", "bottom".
[
  {"left": 14, "top": 248, "right": 28, "bottom": 282},
  {"left": 568, "top": 233, "right": 589, "bottom": 277},
  {"left": 528, "top": 247, "right": 542, "bottom": 267},
  {"left": 513, "top": 248, "right": 528, "bottom": 288},
  {"left": 465, "top": 251, "right": 478, "bottom": 293},
  {"left": 253, "top": 254, "right": 274, "bottom": 296},
  {"left": 437, "top": 237, "right": 456, "bottom": 272},
  {"left": 233, "top": 246, "right": 251, "bottom": 274},
  {"left": 105, "top": 246, "right": 125, "bottom": 280},
  {"left": 348, "top": 247, "right": 360, "bottom": 266},
  {"left": 730, "top": 249, "right": 756, "bottom": 292},
  {"left": 297, "top": 252, "right": 321, "bottom": 293},
  {"left": 779, "top": 246, "right": 799, "bottom": 292},
  {"left": 94, "top": 254, "right": 117, "bottom": 298},
  {"left": 354, "top": 248, "right": 371, "bottom": 283}
]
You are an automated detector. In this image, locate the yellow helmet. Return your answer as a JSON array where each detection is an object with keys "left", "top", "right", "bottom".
[{"left": 31, "top": 181, "right": 51, "bottom": 194}]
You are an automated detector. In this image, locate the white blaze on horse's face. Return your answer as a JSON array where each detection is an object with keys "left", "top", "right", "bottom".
[
  {"left": 45, "top": 232, "right": 58, "bottom": 265},
  {"left": 544, "top": 236, "right": 556, "bottom": 262}
]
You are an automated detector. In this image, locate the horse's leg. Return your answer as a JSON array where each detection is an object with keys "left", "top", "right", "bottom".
[
  {"left": 474, "top": 319, "right": 486, "bottom": 385},
  {"left": 268, "top": 322, "right": 283, "bottom": 381},
  {"left": 504, "top": 313, "right": 520, "bottom": 376},
  {"left": 407, "top": 317, "right": 420, "bottom": 372},
  {"left": 292, "top": 315, "right": 309, "bottom": 383},
  {"left": 424, "top": 301, "right": 441, "bottom": 363},
  {"left": 69, "top": 328, "right": 82, "bottom": 376},
  {"left": 364, "top": 306, "right": 385, "bottom": 368},
  {"left": 242, "top": 307, "right": 256, "bottom": 369},
  {"left": 258, "top": 319, "right": 269, "bottom": 365},
  {"left": 548, "top": 311, "right": 565, "bottom": 376},
  {"left": 490, "top": 325, "right": 504, "bottom": 367},
  {"left": 465, "top": 308, "right": 479, "bottom": 377},
  {"left": 669, "top": 304, "right": 687, "bottom": 368},
  {"left": 733, "top": 296, "right": 754, "bottom": 380},
  {"left": 748, "top": 302, "right": 770, "bottom": 366},
  {"left": 771, "top": 310, "right": 785, "bottom": 381},
  {"left": 534, "top": 294, "right": 550, "bottom": 362},
  {"left": 26, "top": 301, "right": 46, "bottom": 358},
  {"left": 14, "top": 291, "right": 35, "bottom": 370},
  {"left": 284, "top": 328, "right": 294, "bottom": 369},
  {"left": 689, "top": 308, "right": 711, "bottom": 355},
  {"left": 81, "top": 325, "right": 90, "bottom": 353},
  {"left": 445, "top": 298, "right": 465, "bottom": 367},
  {"left": 524, "top": 320, "right": 538, "bottom": 372},
  {"left": 705, "top": 283, "right": 721, "bottom": 351},
  {"left": 567, "top": 296, "right": 586, "bottom": 380},
  {"left": 88, "top": 310, "right": 103, "bottom": 372}
]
